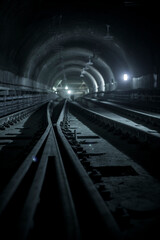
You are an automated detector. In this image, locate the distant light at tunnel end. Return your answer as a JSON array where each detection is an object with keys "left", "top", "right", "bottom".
[
  {"left": 123, "top": 73, "right": 128, "bottom": 81},
  {"left": 52, "top": 86, "right": 57, "bottom": 91},
  {"left": 67, "top": 90, "right": 72, "bottom": 94}
]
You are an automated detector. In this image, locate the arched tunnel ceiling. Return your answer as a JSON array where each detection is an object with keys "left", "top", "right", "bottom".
[
  {"left": 32, "top": 47, "right": 115, "bottom": 90},
  {"left": 40, "top": 58, "right": 106, "bottom": 91},
  {"left": 23, "top": 28, "right": 129, "bottom": 92},
  {"left": 0, "top": 0, "right": 159, "bottom": 93}
]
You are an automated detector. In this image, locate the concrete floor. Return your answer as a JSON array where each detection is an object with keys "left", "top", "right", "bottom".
[{"left": 68, "top": 111, "right": 160, "bottom": 239}]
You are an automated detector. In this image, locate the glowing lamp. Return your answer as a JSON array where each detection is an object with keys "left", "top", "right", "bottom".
[{"left": 123, "top": 74, "right": 128, "bottom": 81}]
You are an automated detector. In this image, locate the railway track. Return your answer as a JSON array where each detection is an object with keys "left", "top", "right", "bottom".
[
  {"left": 86, "top": 89, "right": 160, "bottom": 113},
  {"left": 0, "top": 99, "right": 160, "bottom": 239},
  {"left": 76, "top": 98, "right": 160, "bottom": 152},
  {"left": 81, "top": 97, "right": 160, "bottom": 130},
  {"left": 0, "top": 103, "right": 50, "bottom": 191},
  {"left": 71, "top": 98, "right": 160, "bottom": 176}
]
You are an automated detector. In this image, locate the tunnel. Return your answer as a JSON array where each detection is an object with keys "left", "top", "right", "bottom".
[
  {"left": 0, "top": 0, "right": 159, "bottom": 99},
  {"left": 0, "top": 1, "right": 160, "bottom": 240}
]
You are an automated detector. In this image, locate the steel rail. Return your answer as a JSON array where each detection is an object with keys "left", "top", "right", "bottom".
[
  {"left": 55, "top": 100, "right": 122, "bottom": 240},
  {"left": 0, "top": 101, "right": 80, "bottom": 240},
  {"left": 0, "top": 122, "right": 51, "bottom": 216},
  {"left": 16, "top": 102, "right": 80, "bottom": 240},
  {"left": 69, "top": 101, "right": 160, "bottom": 147},
  {"left": 82, "top": 97, "right": 160, "bottom": 128}
]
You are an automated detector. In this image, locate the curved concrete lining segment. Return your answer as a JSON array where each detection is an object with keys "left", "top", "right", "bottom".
[
  {"left": 82, "top": 65, "right": 105, "bottom": 91},
  {"left": 38, "top": 59, "right": 105, "bottom": 92},
  {"left": 49, "top": 66, "right": 98, "bottom": 93},
  {"left": 23, "top": 26, "right": 131, "bottom": 92},
  {"left": 20, "top": 22, "right": 132, "bottom": 93},
  {"left": 36, "top": 47, "right": 115, "bottom": 90}
]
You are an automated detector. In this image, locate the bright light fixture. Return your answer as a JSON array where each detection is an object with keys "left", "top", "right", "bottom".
[
  {"left": 123, "top": 73, "right": 128, "bottom": 81},
  {"left": 65, "top": 86, "right": 68, "bottom": 90},
  {"left": 67, "top": 90, "right": 71, "bottom": 94},
  {"left": 52, "top": 87, "right": 57, "bottom": 91}
]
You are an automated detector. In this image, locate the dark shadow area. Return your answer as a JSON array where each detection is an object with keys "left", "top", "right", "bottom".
[
  {"left": 51, "top": 99, "right": 65, "bottom": 123},
  {"left": 28, "top": 156, "right": 73, "bottom": 240},
  {"left": 95, "top": 165, "right": 139, "bottom": 177}
]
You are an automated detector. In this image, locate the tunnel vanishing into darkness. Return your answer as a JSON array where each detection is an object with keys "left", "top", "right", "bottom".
[{"left": 0, "top": 0, "right": 160, "bottom": 100}]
